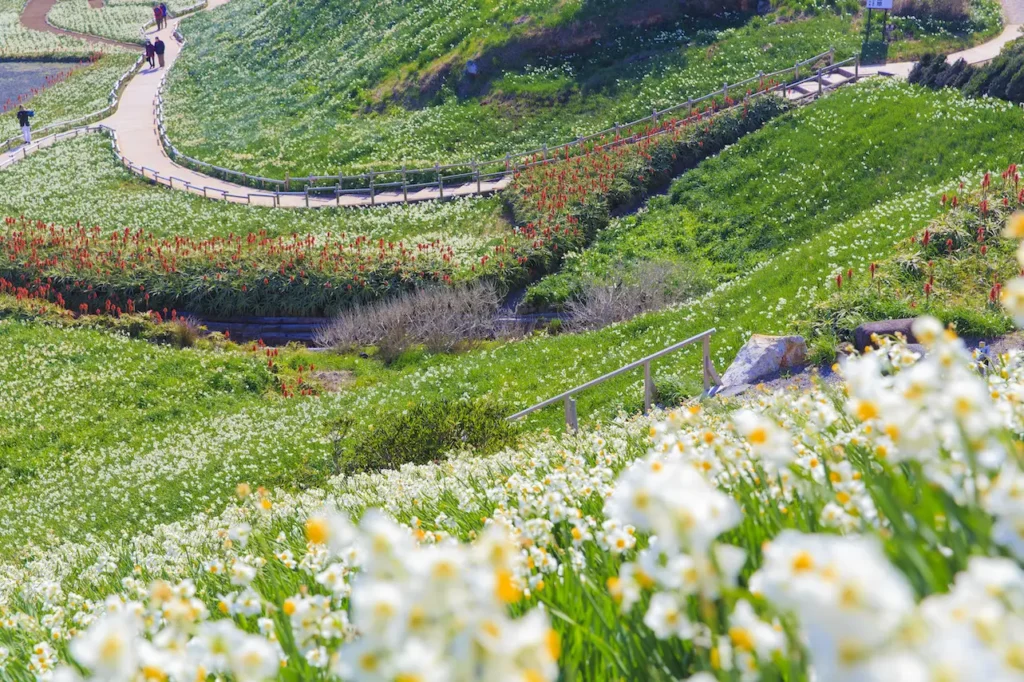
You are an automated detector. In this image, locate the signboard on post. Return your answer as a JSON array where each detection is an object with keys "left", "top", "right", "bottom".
[{"left": 865, "top": 0, "right": 893, "bottom": 7}]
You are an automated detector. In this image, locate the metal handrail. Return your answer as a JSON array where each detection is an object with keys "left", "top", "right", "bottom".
[{"left": 508, "top": 328, "right": 721, "bottom": 430}]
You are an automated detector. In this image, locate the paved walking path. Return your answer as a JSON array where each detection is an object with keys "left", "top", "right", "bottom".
[
  {"left": 20, "top": 0, "right": 142, "bottom": 51},
  {"left": 1005, "top": 0, "right": 1024, "bottom": 25},
  {"left": 859, "top": 21, "right": 1022, "bottom": 78},
  {"left": 1, "top": 0, "right": 1020, "bottom": 208}
]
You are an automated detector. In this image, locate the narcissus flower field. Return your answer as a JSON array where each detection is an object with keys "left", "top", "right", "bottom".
[{"left": 1, "top": 315, "right": 1023, "bottom": 681}]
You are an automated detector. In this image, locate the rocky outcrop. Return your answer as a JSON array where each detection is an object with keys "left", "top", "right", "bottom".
[
  {"left": 720, "top": 334, "right": 807, "bottom": 388},
  {"left": 853, "top": 319, "right": 917, "bottom": 352}
]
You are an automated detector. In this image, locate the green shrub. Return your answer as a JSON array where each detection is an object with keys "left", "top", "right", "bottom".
[
  {"left": 910, "top": 38, "right": 1024, "bottom": 104},
  {"left": 339, "top": 398, "right": 520, "bottom": 473}
]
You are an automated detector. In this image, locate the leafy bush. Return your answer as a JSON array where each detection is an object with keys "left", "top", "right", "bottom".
[
  {"left": 339, "top": 398, "right": 520, "bottom": 473},
  {"left": 910, "top": 38, "right": 1024, "bottom": 104}
]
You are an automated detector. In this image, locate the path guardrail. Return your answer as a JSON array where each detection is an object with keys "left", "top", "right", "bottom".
[
  {"left": 152, "top": 46, "right": 853, "bottom": 199},
  {"left": 0, "top": 54, "right": 144, "bottom": 155},
  {"left": 0, "top": 0, "right": 209, "bottom": 157},
  {"left": 508, "top": 328, "right": 721, "bottom": 430}
]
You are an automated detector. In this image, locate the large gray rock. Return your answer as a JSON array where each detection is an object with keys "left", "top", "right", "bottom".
[
  {"left": 720, "top": 335, "right": 807, "bottom": 387},
  {"left": 853, "top": 318, "right": 917, "bottom": 353}
]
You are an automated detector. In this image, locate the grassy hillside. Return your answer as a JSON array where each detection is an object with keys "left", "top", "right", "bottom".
[
  {"left": 801, "top": 168, "right": 1022, "bottom": 358},
  {"left": 527, "top": 78, "right": 1024, "bottom": 307},
  {"left": 0, "top": 98, "right": 779, "bottom": 317},
  {"left": 0, "top": 0, "right": 96, "bottom": 57},
  {"left": 161, "top": 0, "right": 1002, "bottom": 179},
  {"left": 0, "top": 53, "right": 138, "bottom": 143},
  {"left": 2, "top": 82, "right": 1020, "bottom": 551},
  {"left": 163, "top": 5, "right": 859, "bottom": 177}
]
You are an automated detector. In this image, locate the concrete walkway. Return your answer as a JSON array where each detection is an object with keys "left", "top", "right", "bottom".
[
  {"left": 1005, "top": 0, "right": 1024, "bottom": 25},
  {"left": 859, "top": 22, "right": 1022, "bottom": 78},
  {"left": 1, "top": 0, "right": 1020, "bottom": 208}
]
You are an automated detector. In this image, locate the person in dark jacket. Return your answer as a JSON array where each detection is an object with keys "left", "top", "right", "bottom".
[
  {"left": 159, "top": 2, "right": 168, "bottom": 26},
  {"left": 154, "top": 37, "right": 166, "bottom": 68},
  {"left": 16, "top": 106, "right": 34, "bottom": 144},
  {"left": 144, "top": 39, "right": 155, "bottom": 68}
]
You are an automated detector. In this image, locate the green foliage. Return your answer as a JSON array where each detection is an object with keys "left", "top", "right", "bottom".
[
  {"left": 529, "top": 79, "right": 1024, "bottom": 310},
  {"left": 910, "top": 38, "right": 1024, "bottom": 104},
  {"left": 339, "top": 397, "right": 521, "bottom": 474},
  {"left": 800, "top": 178, "right": 1022, "bottom": 348},
  {"left": 516, "top": 96, "right": 788, "bottom": 310},
  {"left": 164, "top": 8, "right": 860, "bottom": 177},
  {"left": 0, "top": 53, "right": 138, "bottom": 143}
]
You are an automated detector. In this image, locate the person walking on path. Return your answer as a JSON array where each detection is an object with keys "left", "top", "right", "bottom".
[
  {"left": 16, "top": 106, "right": 34, "bottom": 145},
  {"left": 152, "top": 4, "right": 163, "bottom": 30},
  {"left": 154, "top": 37, "right": 166, "bottom": 68},
  {"left": 159, "top": 2, "right": 168, "bottom": 27},
  {"left": 144, "top": 39, "right": 155, "bottom": 68}
]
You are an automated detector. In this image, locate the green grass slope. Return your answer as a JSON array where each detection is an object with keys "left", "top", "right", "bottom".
[
  {"left": 164, "top": 4, "right": 860, "bottom": 177},
  {"left": 161, "top": 0, "right": 1002, "bottom": 179},
  {"left": 527, "top": 78, "right": 1024, "bottom": 306},
  {"left": 2, "top": 82, "right": 1021, "bottom": 551}
]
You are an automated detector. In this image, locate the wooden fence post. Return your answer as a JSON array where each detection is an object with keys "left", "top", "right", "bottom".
[
  {"left": 474, "top": 160, "right": 481, "bottom": 193},
  {"left": 369, "top": 171, "right": 375, "bottom": 206},
  {"left": 402, "top": 164, "right": 408, "bottom": 203},
  {"left": 643, "top": 361, "right": 654, "bottom": 414},
  {"left": 436, "top": 163, "right": 443, "bottom": 199}
]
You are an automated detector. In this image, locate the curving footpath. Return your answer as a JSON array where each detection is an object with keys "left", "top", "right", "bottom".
[
  {"left": 1, "top": 1, "right": 1021, "bottom": 208},
  {"left": 20, "top": 0, "right": 142, "bottom": 51}
]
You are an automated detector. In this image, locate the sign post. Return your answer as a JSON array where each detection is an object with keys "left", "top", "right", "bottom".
[{"left": 865, "top": 0, "right": 893, "bottom": 41}]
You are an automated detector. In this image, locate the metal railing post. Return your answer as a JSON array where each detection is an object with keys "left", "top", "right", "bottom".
[
  {"left": 855, "top": 54, "right": 860, "bottom": 80},
  {"left": 436, "top": 163, "right": 443, "bottom": 199},
  {"left": 818, "top": 68, "right": 823, "bottom": 96},
  {"left": 402, "top": 164, "right": 408, "bottom": 203},
  {"left": 474, "top": 160, "right": 481, "bottom": 193},
  {"left": 643, "top": 361, "right": 654, "bottom": 414},
  {"left": 564, "top": 396, "right": 578, "bottom": 432},
  {"left": 369, "top": 172, "right": 375, "bottom": 206},
  {"left": 794, "top": 61, "right": 800, "bottom": 80},
  {"left": 702, "top": 334, "right": 721, "bottom": 393}
]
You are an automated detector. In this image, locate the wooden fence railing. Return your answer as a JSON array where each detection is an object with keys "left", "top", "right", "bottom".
[
  {"left": 152, "top": 46, "right": 853, "bottom": 199},
  {"left": 508, "top": 328, "right": 721, "bottom": 430}
]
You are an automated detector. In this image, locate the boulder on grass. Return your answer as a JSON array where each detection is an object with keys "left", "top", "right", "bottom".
[
  {"left": 853, "top": 319, "right": 917, "bottom": 353},
  {"left": 720, "top": 334, "right": 807, "bottom": 387}
]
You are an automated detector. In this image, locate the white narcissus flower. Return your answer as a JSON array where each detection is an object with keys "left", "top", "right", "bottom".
[
  {"left": 70, "top": 613, "right": 140, "bottom": 682},
  {"left": 1002, "top": 278, "right": 1024, "bottom": 328},
  {"left": 229, "top": 560, "right": 257, "bottom": 586},
  {"left": 230, "top": 635, "right": 280, "bottom": 681},
  {"left": 643, "top": 593, "right": 695, "bottom": 640}
]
